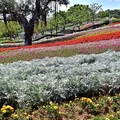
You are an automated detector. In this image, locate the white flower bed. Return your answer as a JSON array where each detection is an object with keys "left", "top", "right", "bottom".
[{"left": 0, "top": 50, "right": 120, "bottom": 107}]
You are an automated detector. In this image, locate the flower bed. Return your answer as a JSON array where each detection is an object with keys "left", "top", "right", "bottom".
[
  {"left": 0, "top": 24, "right": 120, "bottom": 63},
  {"left": 0, "top": 50, "right": 120, "bottom": 108},
  {"left": 0, "top": 38, "right": 120, "bottom": 64},
  {"left": 108, "top": 22, "right": 120, "bottom": 26},
  {"left": 0, "top": 25, "right": 120, "bottom": 52},
  {"left": 0, "top": 23, "right": 120, "bottom": 120}
]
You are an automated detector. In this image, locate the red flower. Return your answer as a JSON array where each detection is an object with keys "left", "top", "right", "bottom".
[{"left": 0, "top": 30, "right": 120, "bottom": 52}]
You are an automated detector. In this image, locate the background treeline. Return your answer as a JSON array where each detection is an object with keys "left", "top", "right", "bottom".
[{"left": 0, "top": 3, "right": 120, "bottom": 40}]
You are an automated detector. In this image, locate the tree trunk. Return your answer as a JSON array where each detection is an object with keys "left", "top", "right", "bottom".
[
  {"left": 24, "top": 21, "right": 34, "bottom": 46},
  {"left": 92, "top": 15, "right": 95, "bottom": 25},
  {"left": 25, "top": 33, "right": 32, "bottom": 45},
  {"left": 10, "top": 32, "right": 12, "bottom": 41}
]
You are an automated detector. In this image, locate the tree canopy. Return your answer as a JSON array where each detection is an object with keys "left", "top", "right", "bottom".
[{"left": 67, "top": 4, "right": 91, "bottom": 26}]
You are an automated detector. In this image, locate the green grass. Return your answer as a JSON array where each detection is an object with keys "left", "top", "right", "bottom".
[
  {"left": 0, "top": 38, "right": 22, "bottom": 43},
  {"left": 0, "top": 47, "right": 81, "bottom": 64}
]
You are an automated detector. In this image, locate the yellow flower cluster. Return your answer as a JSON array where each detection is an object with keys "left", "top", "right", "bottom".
[
  {"left": 23, "top": 112, "right": 31, "bottom": 119},
  {"left": 26, "top": 114, "right": 31, "bottom": 120},
  {"left": 81, "top": 97, "right": 92, "bottom": 103},
  {"left": 11, "top": 113, "right": 18, "bottom": 118},
  {"left": 49, "top": 101, "right": 59, "bottom": 110},
  {"left": 107, "top": 97, "right": 112, "bottom": 102},
  {"left": 53, "top": 105, "right": 58, "bottom": 110},
  {"left": 1, "top": 105, "right": 14, "bottom": 114}
]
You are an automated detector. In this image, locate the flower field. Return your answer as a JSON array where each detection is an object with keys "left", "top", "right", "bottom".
[
  {"left": 0, "top": 23, "right": 120, "bottom": 63},
  {"left": 0, "top": 23, "right": 120, "bottom": 120}
]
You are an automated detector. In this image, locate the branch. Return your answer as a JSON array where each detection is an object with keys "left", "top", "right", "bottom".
[{"left": 10, "top": 10, "right": 28, "bottom": 28}]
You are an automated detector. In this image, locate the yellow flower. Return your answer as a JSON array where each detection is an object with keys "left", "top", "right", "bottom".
[
  {"left": 53, "top": 105, "right": 58, "bottom": 110},
  {"left": 49, "top": 101, "right": 53, "bottom": 105},
  {"left": 87, "top": 98, "right": 92, "bottom": 103},
  {"left": 2, "top": 105, "right": 6, "bottom": 109},
  {"left": 105, "top": 118, "right": 110, "bottom": 120},
  {"left": 28, "top": 115, "right": 31, "bottom": 117},
  {"left": 2, "top": 109, "right": 7, "bottom": 114},
  {"left": 1, "top": 106, "right": 6, "bottom": 112},
  {"left": 94, "top": 104, "right": 99, "bottom": 107},
  {"left": 11, "top": 113, "right": 18, "bottom": 118},
  {"left": 1, "top": 105, "right": 14, "bottom": 112},
  {"left": 69, "top": 101, "right": 72, "bottom": 104},
  {"left": 65, "top": 104, "right": 69, "bottom": 107},
  {"left": 26, "top": 115, "right": 31, "bottom": 119},
  {"left": 81, "top": 97, "right": 92, "bottom": 103},
  {"left": 9, "top": 107, "right": 14, "bottom": 112},
  {"left": 43, "top": 106, "right": 46, "bottom": 108},
  {"left": 26, "top": 116, "right": 30, "bottom": 119},
  {"left": 24, "top": 112, "right": 27, "bottom": 115},
  {"left": 1, "top": 107, "right": 5, "bottom": 111},
  {"left": 58, "top": 111, "right": 63, "bottom": 115},
  {"left": 107, "top": 97, "right": 112, "bottom": 102},
  {"left": 6, "top": 105, "right": 12, "bottom": 109},
  {"left": 81, "top": 97, "right": 88, "bottom": 101},
  {"left": 116, "top": 111, "right": 120, "bottom": 114}
]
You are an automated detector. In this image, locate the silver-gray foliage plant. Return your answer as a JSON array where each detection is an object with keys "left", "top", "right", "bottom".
[{"left": 0, "top": 50, "right": 120, "bottom": 107}]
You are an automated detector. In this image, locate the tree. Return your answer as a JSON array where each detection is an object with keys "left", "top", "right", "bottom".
[
  {"left": 89, "top": 3, "right": 102, "bottom": 24},
  {"left": 0, "top": 0, "right": 69, "bottom": 45},
  {"left": 67, "top": 4, "right": 91, "bottom": 30},
  {"left": 58, "top": 11, "right": 68, "bottom": 26},
  {"left": 51, "top": 10, "right": 67, "bottom": 31}
]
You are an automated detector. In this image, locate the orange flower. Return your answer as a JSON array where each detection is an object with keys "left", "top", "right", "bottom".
[{"left": 81, "top": 97, "right": 92, "bottom": 103}]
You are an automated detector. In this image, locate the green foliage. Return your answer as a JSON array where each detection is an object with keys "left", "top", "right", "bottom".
[
  {"left": 0, "top": 21, "right": 5, "bottom": 37},
  {"left": 111, "top": 18, "right": 120, "bottom": 23},
  {"left": 0, "top": 39, "right": 22, "bottom": 43},
  {"left": 3, "top": 21, "right": 21, "bottom": 38},
  {"left": 0, "top": 20, "right": 21, "bottom": 39},
  {"left": 67, "top": 4, "right": 91, "bottom": 25},
  {"left": 40, "top": 3, "right": 104, "bottom": 33},
  {"left": 97, "top": 10, "right": 109, "bottom": 18},
  {"left": 52, "top": 10, "right": 68, "bottom": 27},
  {"left": 94, "top": 116, "right": 105, "bottom": 120},
  {"left": 109, "top": 9, "right": 120, "bottom": 18}
]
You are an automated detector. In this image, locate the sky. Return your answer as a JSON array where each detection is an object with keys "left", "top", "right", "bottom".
[{"left": 60, "top": 0, "right": 120, "bottom": 11}]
